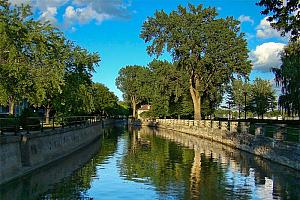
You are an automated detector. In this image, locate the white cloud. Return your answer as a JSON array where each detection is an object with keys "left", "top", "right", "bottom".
[
  {"left": 238, "top": 15, "right": 254, "bottom": 25},
  {"left": 250, "top": 42, "right": 285, "bottom": 72},
  {"left": 39, "top": 7, "right": 58, "bottom": 23},
  {"left": 63, "top": 5, "right": 111, "bottom": 25},
  {"left": 8, "top": 0, "right": 130, "bottom": 26},
  {"left": 8, "top": 0, "right": 30, "bottom": 5},
  {"left": 9, "top": 0, "right": 68, "bottom": 24},
  {"left": 256, "top": 17, "right": 282, "bottom": 39},
  {"left": 71, "top": 27, "right": 77, "bottom": 32}
]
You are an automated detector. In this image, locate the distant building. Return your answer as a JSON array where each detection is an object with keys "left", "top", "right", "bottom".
[{"left": 137, "top": 104, "right": 151, "bottom": 119}]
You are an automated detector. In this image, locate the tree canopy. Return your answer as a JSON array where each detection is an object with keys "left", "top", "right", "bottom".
[
  {"left": 0, "top": 1, "right": 125, "bottom": 119},
  {"left": 273, "top": 41, "right": 300, "bottom": 117},
  {"left": 116, "top": 65, "right": 151, "bottom": 118},
  {"left": 140, "top": 4, "right": 251, "bottom": 120},
  {"left": 257, "top": 0, "right": 300, "bottom": 41},
  {"left": 248, "top": 78, "right": 276, "bottom": 119},
  {"left": 227, "top": 79, "right": 251, "bottom": 118}
]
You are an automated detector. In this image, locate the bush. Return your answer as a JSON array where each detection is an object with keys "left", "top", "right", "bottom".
[
  {"left": 19, "top": 108, "right": 41, "bottom": 131},
  {"left": 0, "top": 114, "right": 19, "bottom": 132}
]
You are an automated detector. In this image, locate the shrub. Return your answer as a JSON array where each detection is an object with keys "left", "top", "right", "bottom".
[
  {"left": 0, "top": 114, "right": 19, "bottom": 132},
  {"left": 19, "top": 108, "right": 41, "bottom": 131}
]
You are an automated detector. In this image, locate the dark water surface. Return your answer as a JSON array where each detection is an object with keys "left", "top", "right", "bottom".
[{"left": 1, "top": 125, "right": 299, "bottom": 200}]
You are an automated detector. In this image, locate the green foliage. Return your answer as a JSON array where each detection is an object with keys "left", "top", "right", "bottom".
[
  {"left": 116, "top": 65, "right": 151, "bottom": 118},
  {"left": 248, "top": 78, "right": 277, "bottom": 118},
  {"left": 257, "top": 0, "right": 299, "bottom": 41},
  {"left": 0, "top": 1, "right": 33, "bottom": 110},
  {"left": 0, "top": 114, "right": 19, "bottom": 131},
  {"left": 227, "top": 79, "right": 251, "bottom": 118},
  {"left": 0, "top": 83, "right": 8, "bottom": 105},
  {"left": 93, "top": 83, "right": 118, "bottom": 116},
  {"left": 19, "top": 108, "right": 41, "bottom": 131},
  {"left": 273, "top": 41, "right": 300, "bottom": 116},
  {"left": 53, "top": 45, "right": 100, "bottom": 116},
  {"left": 146, "top": 60, "right": 190, "bottom": 118},
  {"left": 141, "top": 4, "right": 251, "bottom": 120},
  {"left": 113, "top": 102, "right": 130, "bottom": 117},
  {"left": 0, "top": 1, "right": 101, "bottom": 116}
]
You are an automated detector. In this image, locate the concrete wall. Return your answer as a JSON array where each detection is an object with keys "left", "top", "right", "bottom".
[
  {"left": 0, "top": 136, "right": 22, "bottom": 184},
  {"left": 0, "top": 138, "right": 101, "bottom": 200},
  {"left": 0, "top": 123, "right": 103, "bottom": 185},
  {"left": 147, "top": 119, "right": 300, "bottom": 170}
]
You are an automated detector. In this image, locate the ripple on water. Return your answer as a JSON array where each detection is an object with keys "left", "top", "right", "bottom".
[{"left": 1, "top": 126, "right": 299, "bottom": 200}]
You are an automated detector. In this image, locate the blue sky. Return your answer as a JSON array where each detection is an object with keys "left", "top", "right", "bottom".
[{"left": 10, "top": 0, "right": 288, "bottom": 99}]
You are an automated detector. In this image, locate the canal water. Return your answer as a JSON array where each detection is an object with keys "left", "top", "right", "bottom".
[{"left": 0, "top": 124, "right": 299, "bottom": 200}]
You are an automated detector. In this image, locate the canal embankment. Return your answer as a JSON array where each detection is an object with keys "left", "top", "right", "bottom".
[
  {"left": 142, "top": 119, "right": 300, "bottom": 170},
  {"left": 0, "top": 119, "right": 126, "bottom": 185}
]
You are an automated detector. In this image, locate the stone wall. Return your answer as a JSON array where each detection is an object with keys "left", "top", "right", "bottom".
[
  {"left": 147, "top": 119, "right": 300, "bottom": 170},
  {"left": 0, "top": 123, "right": 104, "bottom": 185},
  {"left": 0, "top": 136, "right": 22, "bottom": 184},
  {"left": 0, "top": 138, "right": 101, "bottom": 200}
]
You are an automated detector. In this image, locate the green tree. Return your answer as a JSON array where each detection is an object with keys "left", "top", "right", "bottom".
[
  {"left": 116, "top": 65, "right": 150, "bottom": 118},
  {"left": 227, "top": 79, "right": 251, "bottom": 119},
  {"left": 0, "top": 83, "right": 8, "bottom": 105},
  {"left": 0, "top": 1, "right": 32, "bottom": 114},
  {"left": 249, "top": 78, "right": 277, "bottom": 119},
  {"left": 53, "top": 45, "right": 100, "bottom": 116},
  {"left": 257, "top": 0, "right": 299, "bottom": 41},
  {"left": 0, "top": 0, "right": 101, "bottom": 118},
  {"left": 273, "top": 41, "right": 300, "bottom": 117},
  {"left": 140, "top": 4, "right": 251, "bottom": 120},
  {"left": 92, "top": 83, "right": 118, "bottom": 116},
  {"left": 147, "top": 60, "right": 188, "bottom": 118}
]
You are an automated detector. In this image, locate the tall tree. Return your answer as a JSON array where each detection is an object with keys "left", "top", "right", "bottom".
[
  {"left": 249, "top": 78, "right": 277, "bottom": 119},
  {"left": 140, "top": 4, "right": 251, "bottom": 120},
  {"left": 25, "top": 22, "right": 70, "bottom": 122},
  {"left": 273, "top": 41, "right": 300, "bottom": 117},
  {"left": 257, "top": 0, "right": 299, "bottom": 41},
  {"left": 116, "top": 66, "right": 150, "bottom": 118},
  {"left": 0, "top": 1, "right": 32, "bottom": 114},
  {"left": 227, "top": 79, "right": 251, "bottom": 118},
  {"left": 54, "top": 45, "right": 100, "bottom": 116},
  {"left": 93, "top": 83, "right": 118, "bottom": 116},
  {"left": 148, "top": 60, "right": 188, "bottom": 118}
]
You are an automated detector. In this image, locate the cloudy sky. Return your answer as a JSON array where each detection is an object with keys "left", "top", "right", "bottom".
[{"left": 9, "top": 0, "right": 288, "bottom": 99}]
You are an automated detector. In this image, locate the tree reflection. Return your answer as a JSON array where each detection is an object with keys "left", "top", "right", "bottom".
[
  {"left": 120, "top": 127, "right": 234, "bottom": 200},
  {"left": 39, "top": 127, "right": 121, "bottom": 200}
]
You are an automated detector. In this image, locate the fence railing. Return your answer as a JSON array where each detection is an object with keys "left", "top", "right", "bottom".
[
  {"left": 154, "top": 119, "right": 300, "bottom": 143},
  {"left": 0, "top": 115, "right": 103, "bottom": 136}
]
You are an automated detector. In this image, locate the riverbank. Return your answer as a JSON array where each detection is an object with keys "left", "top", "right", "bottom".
[
  {"left": 0, "top": 119, "right": 126, "bottom": 185},
  {"left": 141, "top": 119, "right": 300, "bottom": 170}
]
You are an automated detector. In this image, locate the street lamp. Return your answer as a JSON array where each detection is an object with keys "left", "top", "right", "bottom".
[{"left": 243, "top": 91, "right": 247, "bottom": 119}]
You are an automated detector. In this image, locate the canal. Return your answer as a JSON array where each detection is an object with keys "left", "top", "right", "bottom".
[{"left": 1, "top": 124, "right": 299, "bottom": 200}]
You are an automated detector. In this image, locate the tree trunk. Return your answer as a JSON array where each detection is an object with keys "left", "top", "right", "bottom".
[
  {"left": 238, "top": 104, "right": 241, "bottom": 119},
  {"left": 131, "top": 96, "right": 137, "bottom": 119},
  {"left": 45, "top": 105, "right": 51, "bottom": 124},
  {"left": 8, "top": 97, "right": 14, "bottom": 115},
  {"left": 190, "top": 84, "right": 201, "bottom": 120}
]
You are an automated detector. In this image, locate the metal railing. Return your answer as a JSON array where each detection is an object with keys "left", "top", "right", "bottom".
[{"left": 0, "top": 115, "right": 102, "bottom": 136}]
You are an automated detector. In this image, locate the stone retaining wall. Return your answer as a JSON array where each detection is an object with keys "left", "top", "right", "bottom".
[
  {"left": 145, "top": 119, "right": 300, "bottom": 170},
  {"left": 0, "top": 119, "right": 121, "bottom": 185}
]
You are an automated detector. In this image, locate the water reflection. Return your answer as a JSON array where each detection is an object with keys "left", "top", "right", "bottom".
[
  {"left": 1, "top": 125, "right": 299, "bottom": 200},
  {"left": 0, "top": 127, "right": 120, "bottom": 200},
  {"left": 121, "top": 127, "right": 300, "bottom": 200}
]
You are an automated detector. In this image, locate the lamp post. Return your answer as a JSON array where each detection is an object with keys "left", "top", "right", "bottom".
[{"left": 243, "top": 91, "right": 247, "bottom": 119}]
